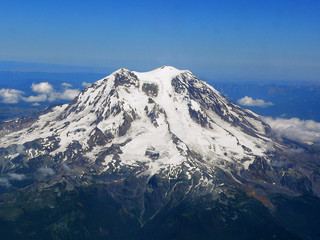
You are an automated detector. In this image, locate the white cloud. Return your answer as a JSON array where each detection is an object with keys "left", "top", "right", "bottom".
[
  {"left": 0, "top": 81, "right": 80, "bottom": 104},
  {"left": 0, "top": 172, "right": 27, "bottom": 187},
  {"left": 58, "top": 89, "right": 80, "bottom": 100},
  {"left": 37, "top": 167, "right": 55, "bottom": 178},
  {"left": 22, "top": 94, "right": 47, "bottom": 102},
  {"left": 0, "top": 89, "right": 24, "bottom": 103},
  {"left": 16, "top": 145, "right": 25, "bottom": 154},
  {"left": 30, "top": 82, "right": 79, "bottom": 102},
  {"left": 8, "top": 173, "right": 27, "bottom": 181},
  {"left": 263, "top": 117, "right": 320, "bottom": 143},
  {"left": 31, "top": 82, "right": 53, "bottom": 94},
  {"left": 48, "top": 89, "right": 80, "bottom": 101},
  {"left": 0, "top": 177, "right": 11, "bottom": 188},
  {"left": 62, "top": 83, "right": 73, "bottom": 88},
  {"left": 238, "top": 96, "right": 273, "bottom": 108},
  {"left": 289, "top": 148, "right": 304, "bottom": 153},
  {"left": 82, "top": 82, "right": 91, "bottom": 88}
]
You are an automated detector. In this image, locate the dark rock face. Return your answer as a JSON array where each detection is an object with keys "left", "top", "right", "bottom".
[
  {"left": 142, "top": 83, "right": 159, "bottom": 97},
  {"left": 145, "top": 147, "right": 160, "bottom": 160},
  {"left": 148, "top": 97, "right": 155, "bottom": 104},
  {"left": 114, "top": 70, "right": 139, "bottom": 88},
  {"left": 171, "top": 76, "right": 185, "bottom": 94},
  {"left": 87, "top": 127, "right": 112, "bottom": 147},
  {"left": 99, "top": 143, "right": 123, "bottom": 160},
  {"left": 280, "top": 170, "right": 313, "bottom": 195},
  {"left": 145, "top": 104, "right": 164, "bottom": 127},
  {"left": 119, "top": 112, "right": 134, "bottom": 136},
  {"left": 188, "top": 104, "right": 208, "bottom": 128}
]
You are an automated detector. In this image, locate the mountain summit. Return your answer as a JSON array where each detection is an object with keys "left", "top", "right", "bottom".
[{"left": 0, "top": 67, "right": 319, "bottom": 239}]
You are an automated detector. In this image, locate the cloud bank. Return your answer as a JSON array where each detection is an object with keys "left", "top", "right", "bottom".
[
  {"left": 0, "top": 173, "right": 28, "bottom": 188},
  {"left": 0, "top": 89, "right": 24, "bottom": 103},
  {"left": 52, "top": 89, "right": 80, "bottom": 101},
  {"left": 8, "top": 173, "right": 27, "bottom": 181},
  {"left": 82, "top": 82, "right": 91, "bottom": 88},
  {"left": 32, "top": 82, "right": 53, "bottom": 94},
  {"left": 16, "top": 145, "right": 25, "bottom": 154},
  {"left": 263, "top": 117, "right": 320, "bottom": 143},
  {"left": 238, "top": 96, "right": 273, "bottom": 108},
  {"left": 37, "top": 167, "right": 55, "bottom": 179},
  {"left": 61, "top": 83, "right": 73, "bottom": 88},
  {"left": 22, "top": 94, "right": 47, "bottom": 103},
  {"left": 0, "top": 82, "right": 80, "bottom": 104},
  {"left": 0, "top": 177, "right": 11, "bottom": 188}
]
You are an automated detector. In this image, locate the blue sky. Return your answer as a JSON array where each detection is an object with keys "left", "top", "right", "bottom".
[{"left": 1, "top": 0, "right": 320, "bottom": 81}]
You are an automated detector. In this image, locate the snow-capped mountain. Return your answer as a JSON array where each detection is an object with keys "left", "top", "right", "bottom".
[
  {"left": 0, "top": 66, "right": 319, "bottom": 239},
  {"left": 1, "top": 66, "right": 271, "bottom": 172}
]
